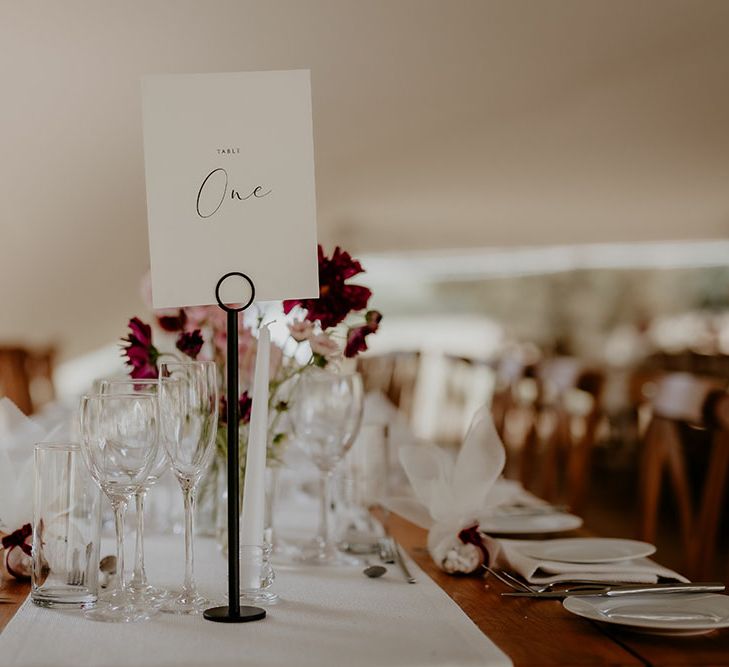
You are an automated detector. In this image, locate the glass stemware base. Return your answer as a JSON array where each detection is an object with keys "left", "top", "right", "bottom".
[
  {"left": 160, "top": 589, "right": 210, "bottom": 615},
  {"left": 269, "top": 540, "right": 301, "bottom": 565},
  {"left": 240, "top": 590, "right": 280, "bottom": 605},
  {"left": 85, "top": 588, "right": 156, "bottom": 623},
  {"left": 295, "top": 538, "right": 361, "bottom": 566},
  {"left": 127, "top": 582, "right": 169, "bottom": 608}
]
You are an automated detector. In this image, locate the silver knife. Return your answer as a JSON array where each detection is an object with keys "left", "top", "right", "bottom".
[{"left": 502, "top": 582, "right": 726, "bottom": 598}]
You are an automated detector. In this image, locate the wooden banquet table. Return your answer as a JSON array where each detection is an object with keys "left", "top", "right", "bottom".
[{"left": 2, "top": 513, "right": 728, "bottom": 666}]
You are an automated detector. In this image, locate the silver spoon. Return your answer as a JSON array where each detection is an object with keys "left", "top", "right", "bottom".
[{"left": 363, "top": 558, "right": 387, "bottom": 579}]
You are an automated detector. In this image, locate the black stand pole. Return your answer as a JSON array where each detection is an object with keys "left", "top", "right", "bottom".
[{"left": 204, "top": 272, "right": 266, "bottom": 624}]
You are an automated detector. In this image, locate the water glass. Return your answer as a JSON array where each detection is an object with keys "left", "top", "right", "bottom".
[
  {"left": 347, "top": 423, "right": 391, "bottom": 508},
  {"left": 32, "top": 443, "right": 102, "bottom": 608},
  {"left": 292, "top": 368, "right": 364, "bottom": 565},
  {"left": 337, "top": 424, "right": 391, "bottom": 544},
  {"left": 79, "top": 392, "right": 160, "bottom": 622},
  {"left": 158, "top": 360, "right": 218, "bottom": 614},
  {"left": 97, "top": 377, "right": 171, "bottom": 604}
]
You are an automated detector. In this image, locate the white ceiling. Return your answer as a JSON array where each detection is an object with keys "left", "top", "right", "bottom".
[{"left": 1, "top": 0, "right": 729, "bottom": 359}]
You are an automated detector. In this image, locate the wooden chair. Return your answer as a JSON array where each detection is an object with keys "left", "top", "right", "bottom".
[
  {"left": 0, "top": 346, "right": 56, "bottom": 415},
  {"left": 386, "top": 351, "right": 420, "bottom": 421},
  {"left": 533, "top": 357, "right": 605, "bottom": 513},
  {"left": 491, "top": 354, "right": 536, "bottom": 437},
  {"left": 357, "top": 354, "right": 395, "bottom": 396},
  {"left": 637, "top": 372, "right": 729, "bottom": 579},
  {"left": 490, "top": 355, "right": 540, "bottom": 481},
  {"left": 357, "top": 351, "right": 421, "bottom": 420},
  {"left": 433, "top": 355, "right": 490, "bottom": 447},
  {"left": 694, "top": 392, "right": 729, "bottom": 579},
  {"left": 26, "top": 347, "right": 56, "bottom": 410},
  {"left": 0, "top": 347, "right": 33, "bottom": 414}
]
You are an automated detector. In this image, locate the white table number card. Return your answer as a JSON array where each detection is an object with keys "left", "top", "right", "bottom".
[{"left": 142, "top": 70, "right": 319, "bottom": 309}]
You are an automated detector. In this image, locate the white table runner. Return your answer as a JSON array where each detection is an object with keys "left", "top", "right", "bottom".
[{"left": 0, "top": 533, "right": 510, "bottom": 667}]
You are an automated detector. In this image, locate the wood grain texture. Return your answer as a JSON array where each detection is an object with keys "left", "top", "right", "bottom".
[{"left": 0, "top": 578, "right": 29, "bottom": 633}]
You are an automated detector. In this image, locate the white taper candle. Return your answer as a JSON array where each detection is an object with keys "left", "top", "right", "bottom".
[{"left": 240, "top": 323, "right": 270, "bottom": 590}]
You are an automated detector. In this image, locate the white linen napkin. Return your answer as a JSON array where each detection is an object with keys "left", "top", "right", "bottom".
[
  {"left": 385, "top": 405, "right": 527, "bottom": 573},
  {"left": 0, "top": 398, "right": 71, "bottom": 579},
  {"left": 0, "top": 398, "right": 74, "bottom": 531},
  {"left": 484, "top": 537, "right": 688, "bottom": 584},
  {"left": 0, "top": 398, "right": 46, "bottom": 533}
]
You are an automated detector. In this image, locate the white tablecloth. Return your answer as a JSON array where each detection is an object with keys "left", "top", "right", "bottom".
[{"left": 0, "top": 511, "right": 511, "bottom": 667}]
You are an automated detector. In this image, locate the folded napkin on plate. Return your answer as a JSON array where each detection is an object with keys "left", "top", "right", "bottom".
[
  {"left": 0, "top": 398, "right": 69, "bottom": 579},
  {"left": 484, "top": 537, "right": 688, "bottom": 584},
  {"left": 385, "top": 405, "right": 533, "bottom": 574}
]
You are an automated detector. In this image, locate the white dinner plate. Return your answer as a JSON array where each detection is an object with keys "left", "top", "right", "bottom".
[
  {"left": 563, "top": 593, "right": 729, "bottom": 636},
  {"left": 516, "top": 537, "right": 656, "bottom": 563},
  {"left": 478, "top": 512, "right": 583, "bottom": 535}
]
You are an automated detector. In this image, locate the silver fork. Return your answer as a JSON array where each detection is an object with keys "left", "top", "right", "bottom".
[
  {"left": 483, "top": 566, "right": 609, "bottom": 594},
  {"left": 66, "top": 548, "right": 84, "bottom": 586},
  {"left": 483, "top": 566, "right": 536, "bottom": 592}
]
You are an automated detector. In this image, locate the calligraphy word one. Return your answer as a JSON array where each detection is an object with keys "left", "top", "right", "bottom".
[{"left": 196, "top": 168, "right": 272, "bottom": 219}]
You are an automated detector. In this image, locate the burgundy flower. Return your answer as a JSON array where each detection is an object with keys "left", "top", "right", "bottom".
[
  {"left": 219, "top": 391, "right": 253, "bottom": 425},
  {"left": 238, "top": 391, "right": 253, "bottom": 424},
  {"left": 1, "top": 523, "right": 32, "bottom": 556},
  {"left": 156, "top": 309, "right": 187, "bottom": 332},
  {"left": 176, "top": 329, "right": 204, "bottom": 359},
  {"left": 344, "top": 310, "right": 382, "bottom": 358},
  {"left": 120, "top": 317, "right": 159, "bottom": 379},
  {"left": 283, "top": 245, "right": 372, "bottom": 330},
  {"left": 457, "top": 524, "right": 490, "bottom": 568}
]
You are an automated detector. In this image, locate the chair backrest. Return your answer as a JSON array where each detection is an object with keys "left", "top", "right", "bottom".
[
  {"left": 433, "top": 355, "right": 490, "bottom": 447},
  {"left": 0, "top": 346, "right": 56, "bottom": 415},
  {"left": 0, "top": 347, "right": 33, "bottom": 414},
  {"left": 357, "top": 354, "right": 395, "bottom": 395},
  {"left": 649, "top": 372, "right": 723, "bottom": 423},
  {"left": 356, "top": 351, "right": 421, "bottom": 420},
  {"left": 387, "top": 351, "right": 420, "bottom": 420},
  {"left": 535, "top": 357, "right": 605, "bottom": 511},
  {"left": 637, "top": 372, "right": 729, "bottom": 579}
]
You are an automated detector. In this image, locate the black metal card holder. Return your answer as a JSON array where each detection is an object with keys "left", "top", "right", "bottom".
[{"left": 203, "top": 272, "right": 266, "bottom": 623}]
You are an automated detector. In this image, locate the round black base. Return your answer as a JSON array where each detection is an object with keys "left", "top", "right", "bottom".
[{"left": 203, "top": 605, "right": 266, "bottom": 623}]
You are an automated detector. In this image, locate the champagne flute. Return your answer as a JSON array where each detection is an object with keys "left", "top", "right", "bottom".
[
  {"left": 97, "top": 378, "right": 172, "bottom": 604},
  {"left": 158, "top": 360, "right": 218, "bottom": 614},
  {"left": 291, "top": 368, "right": 364, "bottom": 565},
  {"left": 79, "top": 393, "right": 160, "bottom": 622}
]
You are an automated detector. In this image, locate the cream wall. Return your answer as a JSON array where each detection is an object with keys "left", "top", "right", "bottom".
[{"left": 1, "top": 0, "right": 729, "bottom": 360}]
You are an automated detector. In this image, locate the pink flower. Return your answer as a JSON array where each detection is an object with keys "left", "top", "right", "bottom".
[
  {"left": 344, "top": 310, "right": 382, "bottom": 358},
  {"left": 288, "top": 320, "right": 314, "bottom": 342},
  {"left": 175, "top": 329, "right": 204, "bottom": 359},
  {"left": 183, "top": 306, "right": 217, "bottom": 330},
  {"left": 309, "top": 333, "right": 339, "bottom": 358},
  {"left": 120, "top": 318, "right": 159, "bottom": 379}
]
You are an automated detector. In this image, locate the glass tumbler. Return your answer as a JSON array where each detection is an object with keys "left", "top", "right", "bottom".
[
  {"left": 239, "top": 544, "right": 278, "bottom": 605},
  {"left": 32, "top": 443, "right": 102, "bottom": 608}
]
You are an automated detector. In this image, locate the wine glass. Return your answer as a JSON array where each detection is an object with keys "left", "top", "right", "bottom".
[
  {"left": 97, "top": 378, "right": 172, "bottom": 605},
  {"left": 79, "top": 393, "right": 160, "bottom": 622},
  {"left": 158, "top": 360, "right": 218, "bottom": 614},
  {"left": 291, "top": 368, "right": 364, "bottom": 565}
]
